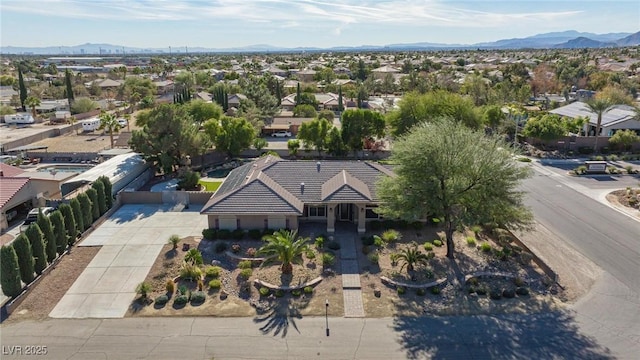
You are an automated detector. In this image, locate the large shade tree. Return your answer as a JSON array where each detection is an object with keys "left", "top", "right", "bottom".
[
  {"left": 297, "top": 118, "right": 332, "bottom": 156},
  {"left": 376, "top": 118, "right": 533, "bottom": 259},
  {"left": 340, "top": 109, "right": 385, "bottom": 156},
  {"left": 203, "top": 116, "right": 255, "bottom": 157},
  {"left": 257, "top": 230, "right": 309, "bottom": 274}
]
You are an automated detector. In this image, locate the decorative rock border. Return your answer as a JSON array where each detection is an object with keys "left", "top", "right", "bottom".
[
  {"left": 380, "top": 276, "right": 447, "bottom": 289},
  {"left": 464, "top": 272, "right": 517, "bottom": 284},
  {"left": 224, "top": 251, "right": 266, "bottom": 262},
  {"left": 254, "top": 276, "right": 323, "bottom": 291}
]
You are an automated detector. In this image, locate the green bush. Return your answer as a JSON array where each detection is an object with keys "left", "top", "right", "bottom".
[
  {"left": 305, "top": 249, "right": 316, "bottom": 259},
  {"left": 381, "top": 229, "right": 402, "bottom": 243},
  {"left": 239, "top": 268, "right": 252, "bottom": 280},
  {"left": 91, "top": 180, "right": 107, "bottom": 215},
  {"left": 432, "top": 239, "right": 443, "bottom": 247},
  {"left": 516, "top": 287, "right": 530, "bottom": 296},
  {"left": 430, "top": 286, "right": 441, "bottom": 295},
  {"left": 25, "top": 224, "right": 47, "bottom": 275},
  {"left": 416, "top": 288, "right": 426, "bottom": 296},
  {"left": 259, "top": 287, "right": 270, "bottom": 296},
  {"left": 248, "top": 229, "right": 262, "bottom": 240},
  {"left": 231, "top": 229, "right": 245, "bottom": 240},
  {"left": 321, "top": 253, "right": 335, "bottom": 266},
  {"left": 275, "top": 289, "right": 285, "bottom": 297},
  {"left": 502, "top": 288, "right": 516, "bottom": 298},
  {"left": 174, "top": 294, "right": 189, "bottom": 306},
  {"left": 466, "top": 237, "right": 476, "bottom": 246},
  {"left": 517, "top": 157, "right": 532, "bottom": 162},
  {"left": 214, "top": 242, "right": 228, "bottom": 253},
  {"left": 327, "top": 241, "right": 341, "bottom": 250},
  {"left": 37, "top": 209, "right": 57, "bottom": 263},
  {"left": 205, "top": 266, "right": 221, "bottom": 278},
  {"left": 489, "top": 289, "right": 502, "bottom": 300},
  {"left": 179, "top": 262, "right": 203, "bottom": 281},
  {"left": 373, "top": 235, "right": 384, "bottom": 247},
  {"left": 58, "top": 204, "right": 77, "bottom": 245},
  {"left": 423, "top": 242, "right": 433, "bottom": 251},
  {"left": 480, "top": 242, "right": 492, "bottom": 252},
  {"left": 361, "top": 236, "right": 374, "bottom": 246},
  {"left": 217, "top": 229, "right": 231, "bottom": 239},
  {"left": 303, "top": 286, "right": 314, "bottom": 294},
  {"left": 202, "top": 228, "right": 218, "bottom": 240},
  {"left": 12, "top": 234, "right": 35, "bottom": 284},
  {"left": 166, "top": 279, "right": 176, "bottom": 294},
  {"left": 49, "top": 211, "right": 68, "bottom": 256},
  {"left": 155, "top": 294, "right": 169, "bottom": 305},
  {"left": 208, "top": 279, "right": 221, "bottom": 290},
  {"left": 70, "top": 198, "right": 84, "bottom": 235},
  {"left": 476, "top": 286, "right": 488, "bottom": 296},
  {"left": 314, "top": 236, "right": 325, "bottom": 249},
  {"left": 168, "top": 234, "right": 180, "bottom": 249},
  {"left": 77, "top": 193, "right": 93, "bottom": 230},
  {"left": 98, "top": 176, "right": 113, "bottom": 209},
  {"left": 397, "top": 286, "right": 406, "bottom": 295},
  {"left": 86, "top": 188, "right": 100, "bottom": 221},
  {"left": 514, "top": 277, "right": 525, "bottom": 287},
  {"left": 238, "top": 260, "right": 252, "bottom": 269},
  {"left": 190, "top": 290, "right": 206, "bottom": 303},
  {"left": 1, "top": 245, "right": 22, "bottom": 297},
  {"left": 367, "top": 252, "right": 379, "bottom": 264},
  {"left": 291, "top": 289, "right": 302, "bottom": 297}
]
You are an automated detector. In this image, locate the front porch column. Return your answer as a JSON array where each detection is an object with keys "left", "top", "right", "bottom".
[
  {"left": 327, "top": 204, "right": 337, "bottom": 233},
  {"left": 356, "top": 204, "right": 366, "bottom": 234}
]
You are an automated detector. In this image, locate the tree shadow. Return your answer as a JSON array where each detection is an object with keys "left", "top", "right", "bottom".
[
  {"left": 253, "top": 295, "right": 311, "bottom": 337},
  {"left": 393, "top": 310, "right": 614, "bottom": 359}
]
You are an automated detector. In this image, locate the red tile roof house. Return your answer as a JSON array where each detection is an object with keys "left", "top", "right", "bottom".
[
  {"left": 200, "top": 156, "right": 395, "bottom": 234},
  {"left": 0, "top": 164, "right": 35, "bottom": 232}
]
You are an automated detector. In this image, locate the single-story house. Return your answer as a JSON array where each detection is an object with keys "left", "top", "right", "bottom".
[
  {"left": 280, "top": 93, "right": 345, "bottom": 112},
  {"left": 297, "top": 69, "right": 317, "bottom": 83},
  {"left": 550, "top": 101, "right": 640, "bottom": 136},
  {"left": 261, "top": 117, "right": 315, "bottom": 136},
  {"left": 153, "top": 80, "right": 174, "bottom": 95},
  {"left": 200, "top": 156, "right": 395, "bottom": 234},
  {"left": 228, "top": 94, "right": 247, "bottom": 109},
  {"left": 371, "top": 66, "right": 400, "bottom": 80}
]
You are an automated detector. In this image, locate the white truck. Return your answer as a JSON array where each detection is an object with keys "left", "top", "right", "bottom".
[
  {"left": 82, "top": 117, "right": 101, "bottom": 132},
  {"left": 3, "top": 113, "right": 35, "bottom": 125}
]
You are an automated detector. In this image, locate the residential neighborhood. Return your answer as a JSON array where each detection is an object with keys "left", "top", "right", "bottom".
[{"left": 1, "top": 9, "right": 640, "bottom": 358}]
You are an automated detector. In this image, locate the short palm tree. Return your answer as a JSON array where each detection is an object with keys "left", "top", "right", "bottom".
[
  {"left": 184, "top": 248, "right": 203, "bottom": 265},
  {"left": 584, "top": 99, "right": 615, "bottom": 152},
  {"left": 99, "top": 111, "right": 120, "bottom": 148},
  {"left": 258, "top": 229, "right": 309, "bottom": 274},
  {"left": 136, "top": 281, "right": 152, "bottom": 299},
  {"left": 25, "top": 96, "right": 41, "bottom": 120},
  {"left": 397, "top": 246, "right": 430, "bottom": 274}
]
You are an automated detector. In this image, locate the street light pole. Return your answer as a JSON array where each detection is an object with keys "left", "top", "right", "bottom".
[{"left": 325, "top": 299, "right": 330, "bottom": 336}]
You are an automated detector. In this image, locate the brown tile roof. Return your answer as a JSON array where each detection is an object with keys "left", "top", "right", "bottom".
[
  {"left": 0, "top": 177, "right": 30, "bottom": 208},
  {"left": 0, "top": 163, "right": 25, "bottom": 177},
  {"left": 321, "top": 170, "right": 372, "bottom": 202}
]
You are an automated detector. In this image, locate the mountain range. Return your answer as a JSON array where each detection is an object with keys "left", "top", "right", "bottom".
[{"left": 2, "top": 30, "right": 639, "bottom": 55}]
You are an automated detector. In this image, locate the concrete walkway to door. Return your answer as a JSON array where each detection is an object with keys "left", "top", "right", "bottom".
[{"left": 49, "top": 204, "right": 207, "bottom": 318}]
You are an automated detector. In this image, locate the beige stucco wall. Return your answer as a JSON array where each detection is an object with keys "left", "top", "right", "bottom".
[
  {"left": 30, "top": 179, "right": 63, "bottom": 199},
  {"left": 206, "top": 214, "right": 299, "bottom": 230}
]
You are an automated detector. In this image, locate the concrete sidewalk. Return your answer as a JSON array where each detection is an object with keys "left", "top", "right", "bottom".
[{"left": 49, "top": 204, "right": 207, "bottom": 318}]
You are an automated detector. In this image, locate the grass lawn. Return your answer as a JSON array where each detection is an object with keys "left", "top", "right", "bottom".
[{"left": 199, "top": 179, "right": 222, "bottom": 192}]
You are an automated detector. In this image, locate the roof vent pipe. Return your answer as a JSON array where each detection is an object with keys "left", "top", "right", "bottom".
[
  {"left": 300, "top": 182, "right": 305, "bottom": 194},
  {"left": 316, "top": 161, "right": 321, "bottom": 172}
]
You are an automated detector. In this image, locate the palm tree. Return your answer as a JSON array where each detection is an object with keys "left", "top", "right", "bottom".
[
  {"left": 136, "top": 281, "right": 152, "bottom": 299},
  {"left": 258, "top": 229, "right": 309, "bottom": 274},
  {"left": 396, "top": 246, "right": 430, "bottom": 274},
  {"left": 584, "top": 99, "right": 615, "bottom": 152},
  {"left": 25, "top": 96, "right": 40, "bottom": 120},
  {"left": 99, "top": 111, "right": 120, "bottom": 148}
]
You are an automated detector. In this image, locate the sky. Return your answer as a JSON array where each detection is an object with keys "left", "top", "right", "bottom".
[{"left": 1, "top": 0, "right": 639, "bottom": 49}]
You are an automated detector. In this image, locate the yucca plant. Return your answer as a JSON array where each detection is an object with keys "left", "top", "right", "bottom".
[
  {"left": 168, "top": 235, "right": 180, "bottom": 250},
  {"left": 136, "top": 281, "right": 152, "bottom": 299},
  {"left": 396, "top": 246, "right": 431, "bottom": 274}
]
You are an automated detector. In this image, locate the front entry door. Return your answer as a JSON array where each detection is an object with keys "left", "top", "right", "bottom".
[{"left": 338, "top": 203, "right": 352, "bottom": 221}]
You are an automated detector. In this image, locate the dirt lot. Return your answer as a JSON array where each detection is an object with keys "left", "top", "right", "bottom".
[{"left": 2, "top": 246, "right": 100, "bottom": 324}]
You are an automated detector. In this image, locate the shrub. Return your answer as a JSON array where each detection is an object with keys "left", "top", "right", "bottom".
[
  {"left": 70, "top": 198, "right": 84, "bottom": 234},
  {"left": 239, "top": 268, "right": 252, "bottom": 280},
  {"left": 12, "top": 234, "right": 35, "bottom": 284},
  {"left": 168, "top": 234, "right": 180, "bottom": 249},
  {"left": 517, "top": 157, "right": 531, "bottom": 162},
  {"left": 303, "top": 286, "right": 313, "bottom": 294},
  {"left": 516, "top": 287, "right": 530, "bottom": 296},
  {"left": 217, "top": 229, "right": 231, "bottom": 239},
  {"left": 245, "top": 247, "right": 257, "bottom": 258},
  {"left": 432, "top": 239, "right": 443, "bottom": 247},
  {"left": 367, "top": 252, "right": 379, "bottom": 264},
  {"left": 91, "top": 180, "right": 107, "bottom": 215},
  {"left": 327, "top": 241, "right": 341, "bottom": 250},
  {"left": 607, "top": 166, "right": 620, "bottom": 174},
  {"left": 625, "top": 165, "right": 637, "bottom": 174},
  {"left": 389, "top": 252, "right": 399, "bottom": 266},
  {"left": 50, "top": 211, "right": 68, "bottom": 256},
  {"left": 502, "top": 288, "right": 516, "bottom": 298},
  {"left": 493, "top": 249, "right": 507, "bottom": 261},
  {"left": 573, "top": 165, "right": 587, "bottom": 175},
  {"left": 238, "top": 260, "right": 252, "bottom": 269},
  {"left": 231, "top": 229, "right": 245, "bottom": 240},
  {"left": 373, "top": 235, "right": 384, "bottom": 247},
  {"left": 231, "top": 243, "right": 241, "bottom": 254},
  {"left": 214, "top": 242, "right": 228, "bottom": 253},
  {"left": 291, "top": 289, "right": 302, "bottom": 297},
  {"left": 180, "top": 262, "right": 203, "bottom": 281},
  {"left": 208, "top": 279, "right": 221, "bottom": 290},
  {"left": 37, "top": 209, "right": 57, "bottom": 263},
  {"left": 247, "top": 229, "right": 262, "bottom": 240},
  {"left": 466, "top": 237, "right": 476, "bottom": 246},
  {"left": 381, "top": 229, "right": 402, "bottom": 243},
  {"left": 397, "top": 286, "right": 406, "bottom": 295},
  {"left": 476, "top": 286, "right": 488, "bottom": 296},
  {"left": 259, "top": 287, "right": 270, "bottom": 296},
  {"left": 416, "top": 288, "right": 426, "bottom": 296},
  {"left": 0, "top": 245, "right": 22, "bottom": 297},
  {"left": 86, "top": 188, "right": 100, "bottom": 221},
  {"left": 77, "top": 193, "right": 93, "bottom": 230},
  {"left": 178, "top": 284, "right": 188, "bottom": 295},
  {"left": 275, "top": 289, "right": 285, "bottom": 297},
  {"left": 155, "top": 294, "right": 169, "bottom": 305},
  {"left": 25, "top": 224, "right": 47, "bottom": 275},
  {"left": 136, "top": 281, "right": 152, "bottom": 299},
  {"left": 190, "top": 290, "right": 206, "bottom": 303},
  {"left": 468, "top": 277, "right": 479, "bottom": 286},
  {"left": 174, "top": 294, "right": 189, "bottom": 306},
  {"left": 430, "top": 286, "right": 441, "bottom": 295},
  {"left": 314, "top": 236, "right": 325, "bottom": 249},
  {"left": 166, "top": 279, "right": 176, "bottom": 294},
  {"left": 321, "top": 253, "right": 335, "bottom": 266},
  {"left": 305, "top": 249, "right": 316, "bottom": 259},
  {"left": 489, "top": 289, "right": 502, "bottom": 300},
  {"left": 577, "top": 146, "right": 594, "bottom": 155},
  {"left": 202, "top": 228, "right": 218, "bottom": 240},
  {"left": 514, "top": 277, "right": 525, "bottom": 287},
  {"left": 184, "top": 248, "right": 203, "bottom": 265},
  {"left": 205, "top": 266, "right": 221, "bottom": 278},
  {"left": 197, "top": 279, "right": 204, "bottom": 291},
  {"left": 423, "top": 242, "right": 433, "bottom": 251},
  {"left": 480, "top": 242, "right": 492, "bottom": 252},
  {"left": 58, "top": 204, "right": 78, "bottom": 245},
  {"left": 361, "top": 236, "right": 374, "bottom": 246}
]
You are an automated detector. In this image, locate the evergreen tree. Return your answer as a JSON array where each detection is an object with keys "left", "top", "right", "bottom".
[
  {"left": 59, "top": 203, "right": 78, "bottom": 245},
  {"left": 275, "top": 81, "right": 281, "bottom": 106},
  {"left": 70, "top": 198, "right": 85, "bottom": 234},
  {"left": 98, "top": 176, "right": 113, "bottom": 209},
  {"left": 65, "top": 69, "right": 75, "bottom": 105},
  {"left": 77, "top": 193, "right": 93, "bottom": 229},
  {"left": 18, "top": 67, "right": 27, "bottom": 112},
  {"left": 1, "top": 245, "right": 22, "bottom": 297},
  {"left": 37, "top": 209, "right": 57, "bottom": 263},
  {"left": 25, "top": 224, "right": 47, "bottom": 275},
  {"left": 12, "top": 234, "right": 35, "bottom": 284},
  {"left": 296, "top": 83, "right": 301, "bottom": 106},
  {"left": 338, "top": 86, "right": 344, "bottom": 112},
  {"left": 86, "top": 188, "right": 100, "bottom": 221},
  {"left": 49, "top": 211, "right": 68, "bottom": 256},
  {"left": 91, "top": 181, "right": 107, "bottom": 215}
]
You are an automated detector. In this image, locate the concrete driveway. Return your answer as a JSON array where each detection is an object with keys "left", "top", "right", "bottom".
[{"left": 49, "top": 204, "right": 207, "bottom": 318}]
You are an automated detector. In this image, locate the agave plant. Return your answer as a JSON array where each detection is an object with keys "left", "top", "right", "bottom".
[
  {"left": 257, "top": 229, "right": 309, "bottom": 274},
  {"left": 396, "top": 246, "right": 431, "bottom": 274}
]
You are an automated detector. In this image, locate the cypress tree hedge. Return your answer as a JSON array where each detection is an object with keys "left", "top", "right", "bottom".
[
  {"left": 86, "top": 188, "right": 100, "bottom": 221},
  {"left": 12, "top": 234, "right": 34, "bottom": 284},
  {"left": 91, "top": 180, "right": 107, "bottom": 215},
  {"left": 49, "top": 210, "right": 68, "bottom": 256},
  {"left": 98, "top": 176, "right": 113, "bottom": 209},
  {"left": 37, "top": 209, "right": 57, "bottom": 263},
  {"left": 25, "top": 224, "right": 47, "bottom": 275},
  {"left": 1, "top": 245, "right": 22, "bottom": 298},
  {"left": 58, "top": 203, "right": 78, "bottom": 246},
  {"left": 70, "top": 198, "right": 84, "bottom": 235},
  {"left": 77, "top": 193, "right": 93, "bottom": 230}
]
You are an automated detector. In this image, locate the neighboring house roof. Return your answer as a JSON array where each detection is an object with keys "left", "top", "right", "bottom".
[
  {"left": 0, "top": 86, "right": 18, "bottom": 99},
  {"left": 153, "top": 80, "right": 173, "bottom": 87},
  {"left": 372, "top": 66, "right": 399, "bottom": 73},
  {"left": 195, "top": 92, "right": 212, "bottom": 101},
  {"left": 550, "top": 102, "right": 637, "bottom": 127},
  {"left": 0, "top": 177, "right": 30, "bottom": 209},
  {"left": 0, "top": 163, "right": 25, "bottom": 177},
  {"left": 201, "top": 156, "right": 393, "bottom": 215}
]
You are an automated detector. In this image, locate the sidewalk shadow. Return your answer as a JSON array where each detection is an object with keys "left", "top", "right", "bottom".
[{"left": 393, "top": 311, "right": 614, "bottom": 359}]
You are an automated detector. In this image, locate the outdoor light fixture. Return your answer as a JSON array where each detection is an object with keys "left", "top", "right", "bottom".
[{"left": 325, "top": 299, "right": 330, "bottom": 336}]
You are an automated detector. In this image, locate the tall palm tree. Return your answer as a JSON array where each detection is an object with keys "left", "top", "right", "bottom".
[
  {"left": 257, "top": 229, "right": 309, "bottom": 274},
  {"left": 584, "top": 99, "right": 615, "bottom": 152},
  {"left": 396, "top": 246, "right": 430, "bottom": 274},
  {"left": 25, "top": 96, "right": 40, "bottom": 120},
  {"left": 99, "top": 111, "right": 120, "bottom": 148}
]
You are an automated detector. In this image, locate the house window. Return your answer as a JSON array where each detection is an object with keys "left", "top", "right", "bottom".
[
  {"left": 365, "top": 205, "right": 380, "bottom": 219},
  {"left": 306, "top": 205, "right": 327, "bottom": 218},
  {"left": 236, "top": 218, "right": 241, "bottom": 229}
]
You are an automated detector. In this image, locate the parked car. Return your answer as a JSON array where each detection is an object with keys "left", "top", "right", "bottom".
[
  {"left": 22, "top": 207, "right": 55, "bottom": 227},
  {"left": 117, "top": 118, "right": 128, "bottom": 128},
  {"left": 271, "top": 131, "right": 292, "bottom": 138}
]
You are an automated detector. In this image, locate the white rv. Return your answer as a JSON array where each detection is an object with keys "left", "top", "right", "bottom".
[
  {"left": 82, "top": 118, "right": 101, "bottom": 132},
  {"left": 4, "top": 113, "right": 35, "bottom": 125}
]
